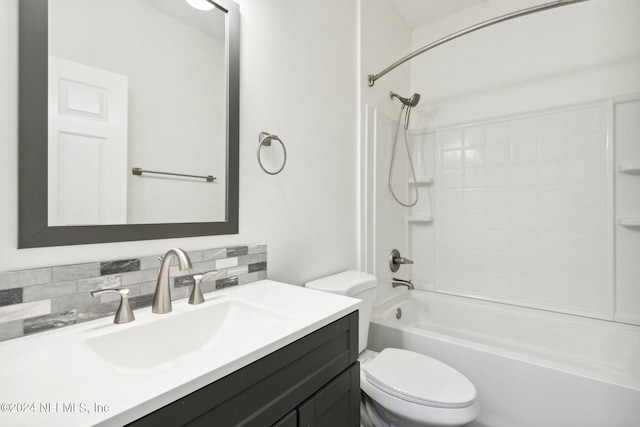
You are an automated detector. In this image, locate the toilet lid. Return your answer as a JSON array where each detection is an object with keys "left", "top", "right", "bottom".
[{"left": 364, "top": 348, "right": 477, "bottom": 409}]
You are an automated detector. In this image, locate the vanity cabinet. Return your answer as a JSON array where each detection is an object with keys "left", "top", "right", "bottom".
[{"left": 128, "top": 311, "right": 359, "bottom": 427}]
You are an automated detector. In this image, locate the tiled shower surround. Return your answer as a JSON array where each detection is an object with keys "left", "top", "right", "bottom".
[{"left": 0, "top": 244, "right": 267, "bottom": 342}]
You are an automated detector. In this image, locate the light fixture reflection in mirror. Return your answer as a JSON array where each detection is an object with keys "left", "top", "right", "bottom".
[{"left": 186, "top": 0, "right": 215, "bottom": 11}]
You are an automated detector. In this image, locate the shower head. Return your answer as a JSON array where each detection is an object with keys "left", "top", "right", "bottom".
[
  {"left": 391, "top": 92, "right": 421, "bottom": 130},
  {"left": 390, "top": 92, "right": 421, "bottom": 107}
]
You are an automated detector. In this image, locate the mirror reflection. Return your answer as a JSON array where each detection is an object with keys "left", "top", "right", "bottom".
[{"left": 47, "top": 0, "right": 227, "bottom": 226}]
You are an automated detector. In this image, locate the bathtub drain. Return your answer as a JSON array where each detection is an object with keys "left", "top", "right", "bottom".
[{"left": 395, "top": 308, "right": 402, "bottom": 319}]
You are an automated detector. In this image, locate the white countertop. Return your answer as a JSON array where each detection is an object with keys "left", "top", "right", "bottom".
[{"left": 0, "top": 280, "right": 360, "bottom": 426}]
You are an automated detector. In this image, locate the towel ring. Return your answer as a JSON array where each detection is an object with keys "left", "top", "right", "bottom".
[{"left": 257, "top": 132, "right": 287, "bottom": 175}]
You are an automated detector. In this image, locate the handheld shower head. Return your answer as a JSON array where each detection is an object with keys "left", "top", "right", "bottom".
[
  {"left": 390, "top": 92, "right": 421, "bottom": 130},
  {"left": 390, "top": 92, "right": 420, "bottom": 107}
]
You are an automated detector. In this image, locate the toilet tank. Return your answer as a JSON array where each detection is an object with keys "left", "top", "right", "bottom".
[{"left": 305, "top": 270, "right": 377, "bottom": 353}]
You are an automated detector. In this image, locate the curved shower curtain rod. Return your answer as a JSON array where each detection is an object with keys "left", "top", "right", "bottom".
[{"left": 368, "top": 0, "right": 589, "bottom": 87}]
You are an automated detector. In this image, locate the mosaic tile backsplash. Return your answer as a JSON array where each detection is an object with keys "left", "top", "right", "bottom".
[{"left": 0, "top": 244, "right": 267, "bottom": 342}]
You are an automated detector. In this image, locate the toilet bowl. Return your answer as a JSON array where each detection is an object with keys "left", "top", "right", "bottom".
[
  {"left": 305, "top": 271, "right": 479, "bottom": 427},
  {"left": 360, "top": 349, "right": 478, "bottom": 427}
]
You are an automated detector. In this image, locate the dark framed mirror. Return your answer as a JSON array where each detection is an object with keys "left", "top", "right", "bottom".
[{"left": 19, "top": 0, "right": 239, "bottom": 248}]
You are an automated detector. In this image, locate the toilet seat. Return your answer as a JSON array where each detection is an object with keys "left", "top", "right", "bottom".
[{"left": 364, "top": 348, "right": 477, "bottom": 409}]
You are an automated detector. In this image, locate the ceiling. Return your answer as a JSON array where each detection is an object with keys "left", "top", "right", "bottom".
[{"left": 387, "top": 0, "right": 488, "bottom": 28}]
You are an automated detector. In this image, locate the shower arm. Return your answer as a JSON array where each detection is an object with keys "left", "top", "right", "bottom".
[{"left": 368, "top": 0, "right": 589, "bottom": 87}]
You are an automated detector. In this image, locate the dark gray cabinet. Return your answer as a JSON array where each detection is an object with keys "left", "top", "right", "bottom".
[{"left": 128, "top": 311, "right": 359, "bottom": 427}]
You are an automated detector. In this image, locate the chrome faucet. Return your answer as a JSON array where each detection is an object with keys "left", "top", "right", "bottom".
[
  {"left": 392, "top": 277, "right": 414, "bottom": 290},
  {"left": 152, "top": 248, "right": 193, "bottom": 314}
]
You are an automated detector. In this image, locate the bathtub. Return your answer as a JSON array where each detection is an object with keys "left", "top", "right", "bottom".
[{"left": 367, "top": 289, "right": 640, "bottom": 427}]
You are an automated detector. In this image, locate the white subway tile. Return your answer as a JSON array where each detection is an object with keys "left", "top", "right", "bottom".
[
  {"left": 442, "top": 170, "right": 463, "bottom": 189},
  {"left": 568, "top": 132, "right": 603, "bottom": 159},
  {"left": 569, "top": 210, "right": 602, "bottom": 233},
  {"left": 538, "top": 256, "right": 569, "bottom": 281},
  {"left": 511, "top": 140, "right": 539, "bottom": 163},
  {"left": 510, "top": 209, "right": 538, "bottom": 231},
  {"left": 538, "top": 209, "right": 569, "bottom": 232},
  {"left": 442, "top": 150, "right": 462, "bottom": 169},
  {"left": 464, "top": 230, "right": 486, "bottom": 251},
  {"left": 484, "top": 188, "right": 510, "bottom": 209},
  {"left": 441, "top": 190, "right": 464, "bottom": 209},
  {"left": 570, "top": 233, "right": 601, "bottom": 258},
  {"left": 485, "top": 209, "right": 511, "bottom": 230},
  {"left": 441, "top": 229, "right": 465, "bottom": 248},
  {"left": 440, "top": 209, "right": 465, "bottom": 229},
  {"left": 570, "top": 184, "right": 602, "bottom": 208},
  {"left": 459, "top": 250, "right": 486, "bottom": 271},
  {"left": 485, "top": 273, "right": 512, "bottom": 292},
  {"left": 539, "top": 136, "right": 568, "bottom": 161},
  {"left": 569, "top": 258, "right": 602, "bottom": 285},
  {"left": 463, "top": 189, "right": 485, "bottom": 209},
  {"left": 510, "top": 231, "right": 538, "bottom": 254},
  {"left": 538, "top": 161, "right": 569, "bottom": 185},
  {"left": 569, "top": 158, "right": 601, "bottom": 184},
  {"left": 510, "top": 187, "right": 538, "bottom": 209},
  {"left": 463, "top": 168, "right": 485, "bottom": 188},
  {"left": 485, "top": 142, "right": 511, "bottom": 165},
  {"left": 463, "top": 209, "right": 486, "bottom": 229},
  {"left": 485, "top": 231, "right": 511, "bottom": 252},
  {"left": 538, "top": 185, "right": 569, "bottom": 209},
  {"left": 510, "top": 254, "right": 539, "bottom": 277},
  {"left": 484, "top": 252, "right": 511, "bottom": 275},
  {"left": 510, "top": 163, "right": 538, "bottom": 186},
  {"left": 538, "top": 232, "right": 568, "bottom": 256},
  {"left": 464, "top": 148, "right": 485, "bottom": 167},
  {"left": 484, "top": 165, "right": 509, "bottom": 187},
  {"left": 442, "top": 249, "right": 463, "bottom": 269}
]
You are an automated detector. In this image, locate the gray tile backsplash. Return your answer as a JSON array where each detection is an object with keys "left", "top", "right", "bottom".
[{"left": 0, "top": 244, "right": 267, "bottom": 342}]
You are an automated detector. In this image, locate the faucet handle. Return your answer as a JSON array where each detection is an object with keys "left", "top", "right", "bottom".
[
  {"left": 189, "top": 275, "right": 205, "bottom": 305},
  {"left": 90, "top": 288, "right": 135, "bottom": 324},
  {"left": 389, "top": 249, "right": 414, "bottom": 272},
  {"left": 189, "top": 271, "right": 217, "bottom": 305}
]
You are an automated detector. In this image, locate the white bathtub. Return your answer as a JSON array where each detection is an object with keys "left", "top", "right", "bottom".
[{"left": 367, "top": 290, "right": 640, "bottom": 427}]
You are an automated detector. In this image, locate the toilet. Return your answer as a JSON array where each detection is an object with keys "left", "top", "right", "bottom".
[{"left": 306, "top": 271, "right": 479, "bottom": 427}]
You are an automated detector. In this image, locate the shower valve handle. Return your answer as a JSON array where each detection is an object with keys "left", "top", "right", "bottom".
[{"left": 390, "top": 249, "right": 413, "bottom": 272}]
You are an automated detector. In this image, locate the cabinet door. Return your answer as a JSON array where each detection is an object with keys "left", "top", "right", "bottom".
[{"left": 297, "top": 363, "right": 360, "bottom": 427}]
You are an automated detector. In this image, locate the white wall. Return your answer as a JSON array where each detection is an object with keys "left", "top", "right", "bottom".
[{"left": 0, "top": 0, "right": 358, "bottom": 286}]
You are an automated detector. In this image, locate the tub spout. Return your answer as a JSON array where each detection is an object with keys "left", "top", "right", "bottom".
[{"left": 392, "top": 277, "right": 414, "bottom": 290}]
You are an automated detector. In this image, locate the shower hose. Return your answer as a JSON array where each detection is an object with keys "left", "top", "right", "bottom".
[{"left": 388, "top": 105, "right": 419, "bottom": 207}]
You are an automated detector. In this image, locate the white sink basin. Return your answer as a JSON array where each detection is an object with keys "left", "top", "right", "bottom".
[{"left": 86, "top": 297, "right": 289, "bottom": 373}]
